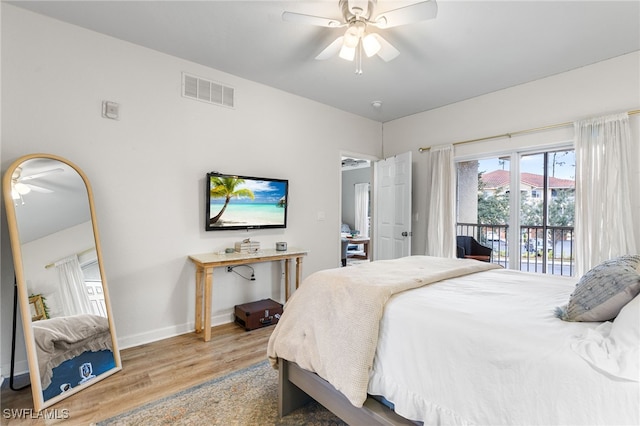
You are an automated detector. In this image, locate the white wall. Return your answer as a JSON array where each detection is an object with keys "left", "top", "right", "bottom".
[
  {"left": 382, "top": 52, "right": 640, "bottom": 255},
  {"left": 0, "top": 5, "right": 382, "bottom": 375}
]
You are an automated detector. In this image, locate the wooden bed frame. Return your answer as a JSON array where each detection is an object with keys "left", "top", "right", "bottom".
[{"left": 278, "top": 358, "right": 416, "bottom": 425}]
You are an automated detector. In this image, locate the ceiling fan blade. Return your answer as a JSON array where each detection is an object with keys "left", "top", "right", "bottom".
[
  {"left": 372, "top": 34, "right": 400, "bottom": 62},
  {"left": 27, "top": 183, "right": 54, "bottom": 193},
  {"left": 372, "top": 0, "right": 438, "bottom": 29},
  {"left": 282, "top": 11, "right": 345, "bottom": 28},
  {"left": 19, "top": 168, "right": 64, "bottom": 181},
  {"left": 315, "top": 36, "right": 345, "bottom": 60}
]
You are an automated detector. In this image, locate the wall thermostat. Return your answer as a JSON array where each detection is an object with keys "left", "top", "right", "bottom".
[{"left": 102, "top": 101, "right": 120, "bottom": 120}]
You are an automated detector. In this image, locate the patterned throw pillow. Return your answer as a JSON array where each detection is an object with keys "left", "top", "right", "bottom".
[{"left": 556, "top": 255, "right": 640, "bottom": 322}]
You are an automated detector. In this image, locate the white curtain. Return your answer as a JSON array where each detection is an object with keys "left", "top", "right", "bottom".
[
  {"left": 56, "top": 255, "right": 96, "bottom": 316},
  {"left": 354, "top": 183, "right": 369, "bottom": 237},
  {"left": 425, "top": 144, "right": 457, "bottom": 257},
  {"left": 574, "top": 113, "right": 637, "bottom": 276}
]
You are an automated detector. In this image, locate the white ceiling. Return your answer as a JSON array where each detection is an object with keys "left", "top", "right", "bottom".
[
  {"left": 8, "top": 0, "right": 640, "bottom": 122},
  {"left": 10, "top": 157, "right": 91, "bottom": 243}
]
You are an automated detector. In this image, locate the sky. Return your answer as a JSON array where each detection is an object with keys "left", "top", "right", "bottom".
[
  {"left": 478, "top": 150, "right": 575, "bottom": 180},
  {"left": 210, "top": 178, "right": 287, "bottom": 204}
]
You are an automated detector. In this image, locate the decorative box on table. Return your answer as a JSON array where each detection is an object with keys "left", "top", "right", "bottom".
[{"left": 234, "top": 240, "right": 260, "bottom": 253}]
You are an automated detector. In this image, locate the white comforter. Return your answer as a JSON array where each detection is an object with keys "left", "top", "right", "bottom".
[
  {"left": 267, "top": 256, "right": 500, "bottom": 406},
  {"left": 369, "top": 268, "right": 640, "bottom": 425}
]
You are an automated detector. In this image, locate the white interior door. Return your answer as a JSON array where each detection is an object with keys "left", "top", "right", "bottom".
[
  {"left": 85, "top": 281, "right": 107, "bottom": 317},
  {"left": 374, "top": 151, "right": 412, "bottom": 260}
]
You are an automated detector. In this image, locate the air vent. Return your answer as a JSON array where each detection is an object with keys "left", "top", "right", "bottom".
[{"left": 182, "top": 73, "right": 235, "bottom": 109}]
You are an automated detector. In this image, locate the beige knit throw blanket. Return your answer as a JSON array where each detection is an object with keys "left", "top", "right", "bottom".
[{"left": 267, "top": 255, "right": 500, "bottom": 407}]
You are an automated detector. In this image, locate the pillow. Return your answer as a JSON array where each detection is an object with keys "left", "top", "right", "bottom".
[
  {"left": 556, "top": 255, "right": 640, "bottom": 322},
  {"left": 608, "top": 294, "right": 640, "bottom": 381},
  {"left": 570, "top": 294, "right": 639, "bottom": 381},
  {"left": 610, "top": 293, "right": 640, "bottom": 345}
]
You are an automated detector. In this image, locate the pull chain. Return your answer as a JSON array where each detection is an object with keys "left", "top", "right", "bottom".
[{"left": 355, "top": 40, "right": 363, "bottom": 75}]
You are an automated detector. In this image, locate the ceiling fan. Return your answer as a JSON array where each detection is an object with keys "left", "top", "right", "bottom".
[
  {"left": 11, "top": 166, "right": 63, "bottom": 202},
  {"left": 342, "top": 157, "right": 370, "bottom": 168},
  {"left": 282, "top": 0, "right": 438, "bottom": 74}
]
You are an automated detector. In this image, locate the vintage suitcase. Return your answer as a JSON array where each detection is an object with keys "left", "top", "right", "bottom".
[{"left": 234, "top": 298, "right": 283, "bottom": 331}]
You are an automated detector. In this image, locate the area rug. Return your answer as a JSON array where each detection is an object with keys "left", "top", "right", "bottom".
[{"left": 98, "top": 360, "right": 346, "bottom": 425}]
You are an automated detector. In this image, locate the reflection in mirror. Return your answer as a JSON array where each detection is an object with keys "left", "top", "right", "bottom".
[{"left": 3, "top": 154, "right": 121, "bottom": 411}]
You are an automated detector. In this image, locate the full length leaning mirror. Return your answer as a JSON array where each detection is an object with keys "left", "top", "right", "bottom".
[{"left": 3, "top": 153, "right": 121, "bottom": 411}]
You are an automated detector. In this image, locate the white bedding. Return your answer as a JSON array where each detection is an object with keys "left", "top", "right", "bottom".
[
  {"left": 368, "top": 268, "right": 640, "bottom": 425},
  {"left": 268, "top": 256, "right": 499, "bottom": 406}
]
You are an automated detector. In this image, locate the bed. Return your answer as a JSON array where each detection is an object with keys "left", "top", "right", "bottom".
[
  {"left": 267, "top": 255, "right": 640, "bottom": 425},
  {"left": 32, "top": 313, "right": 114, "bottom": 400}
]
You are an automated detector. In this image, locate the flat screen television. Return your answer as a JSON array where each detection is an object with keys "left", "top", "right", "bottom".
[{"left": 206, "top": 172, "right": 288, "bottom": 231}]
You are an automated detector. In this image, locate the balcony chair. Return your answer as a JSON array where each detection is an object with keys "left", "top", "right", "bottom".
[{"left": 456, "top": 236, "right": 492, "bottom": 262}]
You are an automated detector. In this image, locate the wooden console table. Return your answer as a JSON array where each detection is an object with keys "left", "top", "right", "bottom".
[{"left": 188, "top": 248, "right": 308, "bottom": 342}]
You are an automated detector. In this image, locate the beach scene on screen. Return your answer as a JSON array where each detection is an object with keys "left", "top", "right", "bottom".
[{"left": 209, "top": 177, "right": 287, "bottom": 226}]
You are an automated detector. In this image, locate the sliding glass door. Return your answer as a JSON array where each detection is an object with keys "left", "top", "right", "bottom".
[
  {"left": 456, "top": 149, "right": 575, "bottom": 275},
  {"left": 457, "top": 157, "right": 510, "bottom": 267},
  {"left": 519, "top": 151, "right": 575, "bottom": 275}
]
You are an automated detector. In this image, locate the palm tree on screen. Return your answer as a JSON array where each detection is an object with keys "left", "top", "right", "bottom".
[{"left": 209, "top": 177, "right": 255, "bottom": 224}]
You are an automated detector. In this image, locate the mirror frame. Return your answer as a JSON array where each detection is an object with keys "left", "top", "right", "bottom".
[{"left": 3, "top": 153, "right": 121, "bottom": 411}]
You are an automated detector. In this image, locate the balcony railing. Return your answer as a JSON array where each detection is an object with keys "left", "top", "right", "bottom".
[{"left": 456, "top": 223, "right": 575, "bottom": 276}]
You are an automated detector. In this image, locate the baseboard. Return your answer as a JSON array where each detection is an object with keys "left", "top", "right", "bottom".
[
  {"left": 0, "top": 359, "right": 29, "bottom": 381},
  {"left": 117, "top": 312, "right": 235, "bottom": 349}
]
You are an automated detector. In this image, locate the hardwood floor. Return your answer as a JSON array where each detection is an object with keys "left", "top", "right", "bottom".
[{"left": 1, "top": 324, "right": 273, "bottom": 425}]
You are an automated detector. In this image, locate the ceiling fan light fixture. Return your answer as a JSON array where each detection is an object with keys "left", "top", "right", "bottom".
[
  {"left": 362, "top": 33, "right": 381, "bottom": 57},
  {"left": 344, "top": 21, "right": 365, "bottom": 48},
  {"left": 344, "top": 28, "right": 360, "bottom": 49},
  {"left": 14, "top": 182, "right": 31, "bottom": 195},
  {"left": 339, "top": 44, "right": 356, "bottom": 61}
]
